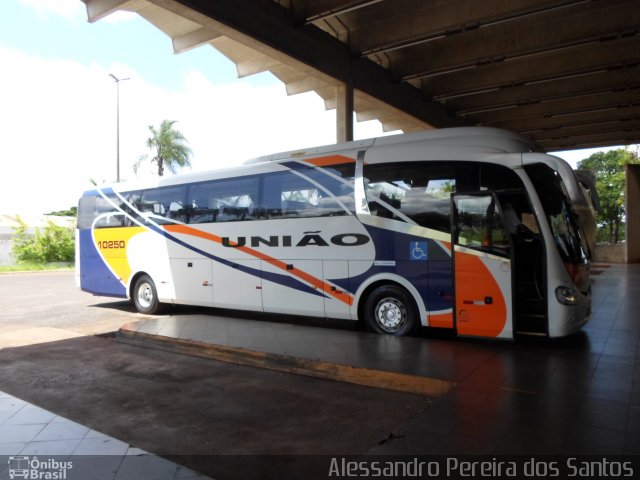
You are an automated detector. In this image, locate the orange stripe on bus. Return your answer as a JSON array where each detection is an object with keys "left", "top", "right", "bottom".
[
  {"left": 164, "top": 224, "right": 354, "bottom": 306},
  {"left": 166, "top": 224, "right": 222, "bottom": 244},
  {"left": 305, "top": 155, "right": 355, "bottom": 167},
  {"left": 454, "top": 251, "right": 506, "bottom": 337},
  {"left": 429, "top": 311, "right": 454, "bottom": 328}
]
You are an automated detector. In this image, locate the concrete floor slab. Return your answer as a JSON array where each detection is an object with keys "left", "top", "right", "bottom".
[
  {"left": 117, "top": 263, "right": 640, "bottom": 456},
  {"left": 0, "top": 264, "right": 638, "bottom": 478}
]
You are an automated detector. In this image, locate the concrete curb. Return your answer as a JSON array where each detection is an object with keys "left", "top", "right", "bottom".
[{"left": 117, "top": 324, "right": 456, "bottom": 398}]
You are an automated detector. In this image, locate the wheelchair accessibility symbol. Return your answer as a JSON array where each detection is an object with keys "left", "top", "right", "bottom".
[{"left": 410, "top": 241, "right": 428, "bottom": 261}]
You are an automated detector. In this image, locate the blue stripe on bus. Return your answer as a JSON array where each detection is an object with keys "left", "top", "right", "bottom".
[
  {"left": 86, "top": 186, "right": 333, "bottom": 300},
  {"left": 328, "top": 224, "right": 454, "bottom": 312},
  {"left": 143, "top": 224, "right": 329, "bottom": 299},
  {"left": 78, "top": 229, "right": 127, "bottom": 298}
]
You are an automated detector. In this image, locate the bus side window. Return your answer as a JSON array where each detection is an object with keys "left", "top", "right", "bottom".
[
  {"left": 363, "top": 162, "right": 454, "bottom": 233},
  {"left": 93, "top": 194, "right": 127, "bottom": 228},
  {"left": 262, "top": 173, "right": 284, "bottom": 218},
  {"left": 210, "top": 176, "right": 259, "bottom": 222},
  {"left": 137, "top": 186, "right": 186, "bottom": 224},
  {"left": 187, "top": 181, "right": 217, "bottom": 224},
  {"left": 262, "top": 171, "right": 346, "bottom": 219},
  {"left": 454, "top": 195, "right": 511, "bottom": 257}
]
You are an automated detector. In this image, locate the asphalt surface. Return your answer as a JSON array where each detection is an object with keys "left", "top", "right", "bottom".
[
  {"left": 0, "top": 270, "right": 135, "bottom": 334},
  {"left": 0, "top": 271, "right": 430, "bottom": 479}
]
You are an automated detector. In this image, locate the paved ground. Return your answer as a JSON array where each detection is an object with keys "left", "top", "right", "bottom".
[
  {"left": 1, "top": 266, "right": 639, "bottom": 478},
  {"left": 113, "top": 264, "right": 640, "bottom": 458},
  {"left": 0, "top": 271, "right": 429, "bottom": 479},
  {"left": 0, "top": 270, "right": 137, "bottom": 341},
  {"left": 0, "top": 334, "right": 427, "bottom": 454},
  {"left": 367, "top": 263, "right": 640, "bottom": 456}
]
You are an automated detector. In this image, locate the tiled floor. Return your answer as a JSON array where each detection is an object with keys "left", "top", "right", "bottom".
[
  {"left": 0, "top": 391, "right": 208, "bottom": 479},
  {"left": 123, "top": 263, "right": 640, "bottom": 455}
]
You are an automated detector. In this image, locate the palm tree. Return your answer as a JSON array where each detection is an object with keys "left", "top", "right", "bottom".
[{"left": 135, "top": 120, "right": 192, "bottom": 176}]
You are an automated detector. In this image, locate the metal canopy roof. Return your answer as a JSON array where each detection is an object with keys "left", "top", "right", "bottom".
[{"left": 84, "top": 0, "right": 640, "bottom": 151}]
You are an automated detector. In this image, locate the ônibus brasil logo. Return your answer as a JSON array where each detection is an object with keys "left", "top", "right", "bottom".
[{"left": 7, "top": 456, "right": 72, "bottom": 480}]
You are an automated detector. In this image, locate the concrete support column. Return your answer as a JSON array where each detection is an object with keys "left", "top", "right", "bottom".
[
  {"left": 336, "top": 81, "right": 354, "bottom": 143},
  {"left": 626, "top": 164, "right": 640, "bottom": 263}
]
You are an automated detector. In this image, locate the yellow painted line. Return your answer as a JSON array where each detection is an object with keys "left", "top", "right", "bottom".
[
  {"left": 118, "top": 324, "right": 456, "bottom": 398},
  {"left": 500, "top": 386, "right": 538, "bottom": 395}
]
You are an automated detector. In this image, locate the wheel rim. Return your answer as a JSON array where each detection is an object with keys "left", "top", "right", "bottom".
[
  {"left": 137, "top": 282, "right": 154, "bottom": 310},
  {"left": 374, "top": 297, "right": 407, "bottom": 332}
]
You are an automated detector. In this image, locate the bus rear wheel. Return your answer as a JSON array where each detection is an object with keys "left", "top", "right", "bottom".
[
  {"left": 133, "top": 274, "right": 164, "bottom": 315},
  {"left": 364, "top": 285, "right": 418, "bottom": 336}
]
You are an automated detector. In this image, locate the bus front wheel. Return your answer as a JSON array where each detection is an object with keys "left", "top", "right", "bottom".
[
  {"left": 133, "top": 274, "right": 163, "bottom": 315},
  {"left": 364, "top": 285, "right": 418, "bottom": 336}
]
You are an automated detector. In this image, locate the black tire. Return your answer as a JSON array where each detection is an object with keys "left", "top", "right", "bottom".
[
  {"left": 363, "top": 285, "right": 419, "bottom": 336},
  {"left": 132, "top": 274, "right": 164, "bottom": 315}
]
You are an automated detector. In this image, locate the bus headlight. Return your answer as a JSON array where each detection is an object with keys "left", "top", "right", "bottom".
[{"left": 555, "top": 286, "right": 580, "bottom": 306}]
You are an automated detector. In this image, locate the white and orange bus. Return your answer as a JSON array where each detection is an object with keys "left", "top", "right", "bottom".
[{"left": 77, "top": 127, "right": 591, "bottom": 339}]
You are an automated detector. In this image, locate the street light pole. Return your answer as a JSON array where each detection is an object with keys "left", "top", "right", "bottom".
[{"left": 109, "top": 73, "right": 129, "bottom": 182}]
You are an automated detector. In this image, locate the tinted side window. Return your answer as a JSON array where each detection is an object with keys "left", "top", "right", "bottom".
[
  {"left": 187, "top": 182, "right": 219, "bottom": 224},
  {"left": 304, "top": 162, "right": 356, "bottom": 213},
  {"left": 364, "top": 162, "right": 454, "bottom": 233},
  {"left": 479, "top": 163, "right": 525, "bottom": 191},
  {"left": 454, "top": 194, "right": 511, "bottom": 258},
  {"left": 134, "top": 186, "right": 186, "bottom": 225},
  {"left": 187, "top": 176, "right": 260, "bottom": 223},
  {"left": 90, "top": 194, "right": 128, "bottom": 229},
  {"left": 263, "top": 171, "right": 347, "bottom": 219},
  {"left": 79, "top": 191, "right": 145, "bottom": 229},
  {"left": 78, "top": 195, "right": 98, "bottom": 230}
]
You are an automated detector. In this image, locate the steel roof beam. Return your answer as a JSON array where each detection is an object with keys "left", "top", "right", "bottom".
[
  {"left": 532, "top": 118, "right": 640, "bottom": 142},
  {"left": 284, "top": 76, "right": 330, "bottom": 96},
  {"left": 466, "top": 89, "right": 640, "bottom": 124},
  {"left": 304, "top": 0, "right": 384, "bottom": 25},
  {"left": 423, "top": 36, "right": 640, "bottom": 100},
  {"left": 493, "top": 105, "right": 640, "bottom": 132},
  {"left": 172, "top": 26, "right": 221, "bottom": 54},
  {"left": 83, "top": 0, "right": 132, "bottom": 22},
  {"left": 539, "top": 129, "right": 640, "bottom": 150},
  {"left": 236, "top": 55, "right": 281, "bottom": 78},
  {"left": 448, "top": 68, "right": 640, "bottom": 114},
  {"left": 173, "top": 0, "right": 466, "bottom": 128},
  {"left": 356, "top": 0, "right": 588, "bottom": 57},
  {"left": 393, "top": 0, "right": 639, "bottom": 82}
]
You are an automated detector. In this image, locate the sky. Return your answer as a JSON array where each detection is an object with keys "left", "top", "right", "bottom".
[{"left": 0, "top": 0, "right": 625, "bottom": 215}]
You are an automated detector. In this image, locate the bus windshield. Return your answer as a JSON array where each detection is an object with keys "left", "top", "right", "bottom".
[{"left": 524, "top": 163, "right": 588, "bottom": 265}]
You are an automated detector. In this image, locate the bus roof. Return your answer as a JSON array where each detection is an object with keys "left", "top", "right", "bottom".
[
  {"left": 245, "top": 127, "right": 541, "bottom": 165},
  {"left": 87, "top": 127, "right": 541, "bottom": 196}
]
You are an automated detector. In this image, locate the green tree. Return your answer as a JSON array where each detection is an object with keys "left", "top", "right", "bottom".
[
  {"left": 45, "top": 207, "right": 77, "bottom": 217},
  {"left": 135, "top": 119, "right": 192, "bottom": 176},
  {"left": 577, "top": 148, "right": 639, "bottom": 244},
  {"left": 12, "top": 218, "right": 75, "bottom": 263}
]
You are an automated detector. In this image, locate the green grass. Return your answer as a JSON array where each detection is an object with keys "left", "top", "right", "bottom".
[{"left": 0, "top": 262, "right": 74, "bottom": 273}]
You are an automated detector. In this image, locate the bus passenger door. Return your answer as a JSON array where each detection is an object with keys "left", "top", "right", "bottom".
[{"left": 452, "top": 193, "right": 514, "bottom": 339}]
